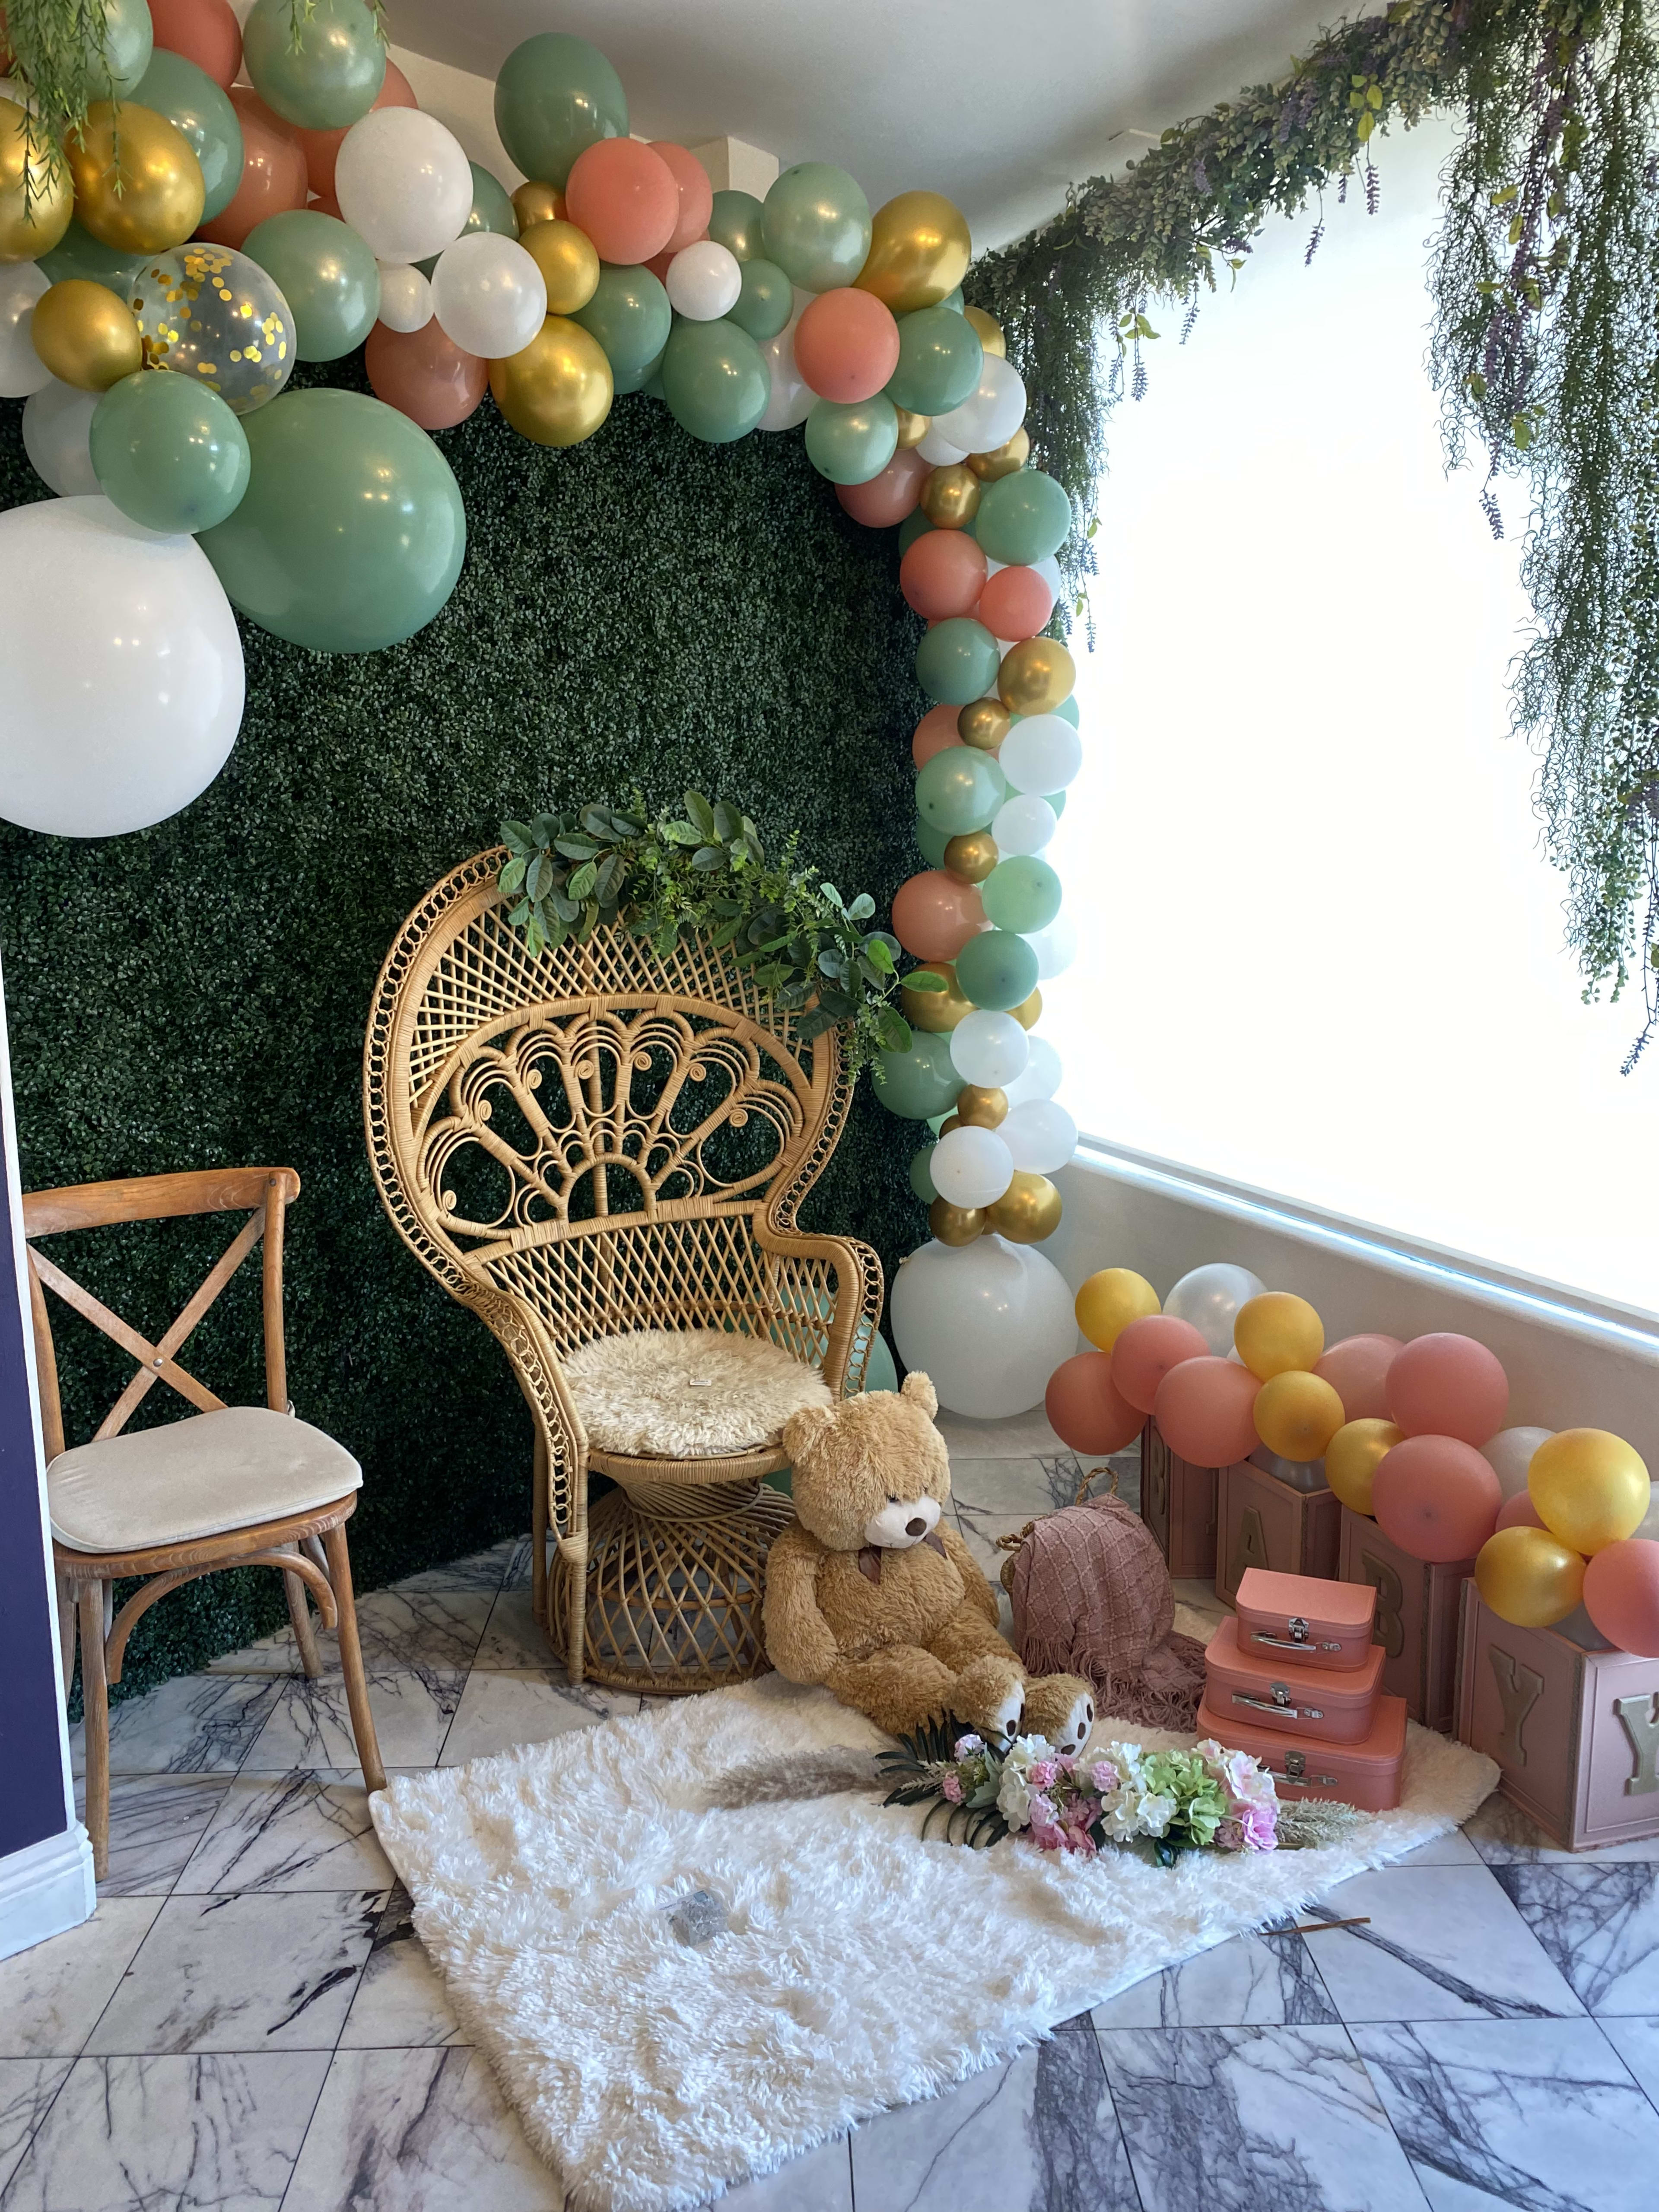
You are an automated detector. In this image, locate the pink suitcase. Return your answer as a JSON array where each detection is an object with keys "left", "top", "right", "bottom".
[
  {"left": 1233, "top": 1567, "right": 1376, "bottom": 1672},
  {"left": 1195, "top": 1691, "right": 1407, "bottom": 1812},
  {"left": 1139, "top": 1418, "right": 1219, "bottom": 1581},
  {"left": 1215, "top": 1457, "right": 1341, "bottom": 1604},
  {"left": 1340, "top": 1506, "right": 1473, "bottom": 1732},
  {"left": 1204, "top": 1616, "right": 1386, "bottom": 1742}
]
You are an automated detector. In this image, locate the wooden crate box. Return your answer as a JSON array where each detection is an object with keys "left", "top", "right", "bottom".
[
  {"left": 1214, "top": 1457, "right": 1341, "bottom": 1606},
  {"left": 1140, "top": 1419, "right": 1218, "bottom": 1582},
  {"left": 1456, "top": 1584, "right": 1659, "bottom": 1853},
  {"left": 1339, "top": 1507, "right": 1472, "bottom": 1734}
]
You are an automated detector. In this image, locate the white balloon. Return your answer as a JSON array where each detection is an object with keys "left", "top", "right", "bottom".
[
  {"left": 1479, "top": 1425, "right": 1555, "bottom": 1503},
  {"left": 431, "top": 232, "right": 547, "bottom": 359},
  {"left": 1000, "top": 712, "right": 1082, "bottom": 794},
  {"left": 336, "top": 108, "right": 473, "bottom": 265},
  {"left": 934, "top": 355, "right": 1027, "bottom": 454},
  {"left": 1002, "top": 1033, "right": 1062, "bottom": 1106},
  {"left": 0, "top": 497, "right": 243, "bottom": 837},
  {"left": 892, "top": 1234, "right": 1076, "bottom": 1417},
  {"left": 376, "top": 261, "right": 434, "bottom": 334},
  {"left": 1002, "top": 1098, "right": 1077, "bottom": 1174},
  {"left": 949, "top": 1008, "right": 1029, "bottom": 1087},
  {"left": 22, "top": 378, "right": 100, "bottom": 494},
  {"left": 0, "top": 261, "right": 51, "bottom": 397},
  {"left": 992, "top": 793, "right": 1057, "bottom": 855},
  {"left": 1033, "top": 554, "right": 1063, "bottom": 597},
  {"left": 917, "top": 424, "right": 967, "bottom": 465},
  {"left": 1633, "top": 1481, "right": 1659, "bottom": 1543},
  {"left": 666, "top": 240, "right": 741, "bottom": 321},
  {"left": 756, "top": 327, "right": 813, "bottom": 430},
  {"left": 930, "top": 1125, "right": 1014, "bottom": 1208},
  {"left": 1024, "top": 910, "right": 1078, "bottom": 979},
  {"left": 1164, "top": 1262, "right": 1268, "bottom": 1357},
  {"left": 787, "top": 286, "right": 816, "bottom": 327}
]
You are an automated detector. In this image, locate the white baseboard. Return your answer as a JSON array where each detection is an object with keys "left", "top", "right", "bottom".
[{"left": 0, "top": 1825, "right": 96, "bottom": 1964}]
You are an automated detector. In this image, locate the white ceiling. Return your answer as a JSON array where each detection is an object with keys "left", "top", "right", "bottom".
[{"left": 384, "top": 2, "right": 1364, "bottom": 248}]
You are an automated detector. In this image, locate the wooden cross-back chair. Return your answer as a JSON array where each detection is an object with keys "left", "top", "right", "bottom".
[
  {"left": 25, "top": 1167, "right": 385, "bottom": 1877},
  {"left": 364, "top": 847, "right": 884, "bottom": 1692}
]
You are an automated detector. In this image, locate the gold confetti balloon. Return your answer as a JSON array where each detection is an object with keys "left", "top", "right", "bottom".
[
  {"left": 0, "top": 97, "right": 73, "bottom": 264},
  {"left": 69, "top": 102, "right": 203, "bottom": 255},
  {"left": 131, "top": 242, "right": 295, "bottom": 414}
]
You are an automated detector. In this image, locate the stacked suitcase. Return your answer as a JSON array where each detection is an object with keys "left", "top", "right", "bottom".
[{"left": 1195, "top": 1567, "right": 1408, "bottom": 1812}]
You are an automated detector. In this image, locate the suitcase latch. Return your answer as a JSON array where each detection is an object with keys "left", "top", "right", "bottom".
[
  {"left": 1278, "top": 1749, "right": 1338, "bottom": 1787},
  {"left": 1288, "top": 1615, "right": 1309, "bottom": 1640}
]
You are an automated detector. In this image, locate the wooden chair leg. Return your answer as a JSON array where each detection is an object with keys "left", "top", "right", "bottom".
[
  {"left": 56, "top": 1572, "right": 77, "bottom": 1708},
  {"left": 531, "top": 1428, "right": 549, "bottom": 1632},
  {"left": 323, "top": 1524, "right": 385, "bottom": 1793},
  {"left": 282, "top": 1553, "right": 324, "bottom": 1680},
  {"left": 77, "top": 1580, "right": 110, "bottom": 1881}
]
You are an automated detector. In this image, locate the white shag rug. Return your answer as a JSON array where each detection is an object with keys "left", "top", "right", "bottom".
[
  {"left": 561, "top": 1330, "right": 833, "bottom": 1457},
  {"left": 372, "top": 1675, "right": 1496, "bottom": 2212}
]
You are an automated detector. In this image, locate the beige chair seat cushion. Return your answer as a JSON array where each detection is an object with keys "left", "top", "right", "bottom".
[
  {"left": 562, "top": 1329, "right": 833, "bottom": 1459},
  {"left": 48, "top": 1405, "right": 362, "bottom": 1555}
]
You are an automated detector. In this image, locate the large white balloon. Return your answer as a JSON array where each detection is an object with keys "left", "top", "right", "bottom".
[
  {"left": 933, "top": 355, "right": 1027, "bottom": 454},
  {"left": 917, "top": 423, "right": 967, "bottom": 465},
  {"left": 892, "top": 1234, "right": 1077, "bottom": 1416},
  {"left": 1634, "top": 1481, "right": 1659, "bottom": 1543},
  {"left": 1000, "top": 712, "right": 1082, "bottom": 794},
  {"left": 336, "top": 109, "right": 473, "bottom": 265},
  {"left": 949, "top": 1008, "right": 1028, "bottom": 1087},
  {"left": 22, "top": 379, "right": 100, "bottom": 494},
  {"left": 1024, "top": 910, "right": 1078, "bottom": 979},
  {"left": 931, "top": 1124, "right": 1014, "bottom": 1208},
  {"left": 0, "top": 261, "right": 51, "bottom": 397},
  {"left": 666, "top": 240, "right": 742, "bottom": 321},
  {"left": 1164, "top": 1262, "right": 1268, "bottom": 1357},
  {"left": 992, "top": 793, "right": 1057, "bottom": 855},
  {"left": 0, "top": 498, "right": 244, "bottom": 837},
  {"left": 1002, "top": 1098, "right": 1077, "bottom": 1174},
  {"left": 756, "top": 327, "right": 813, "bottom": 430},
  {"left": 1002, "top": 1033, "right": 1062, "bottom": 1106},
  {"left": 432, "top": 233, "right": 547, "bottom": 359},
  {"left": 1479, "top": 1425, "right": 1555, "bottom": 1503},
  {"left": 377, "top": 261, "right": 434, "bottom": 334}
]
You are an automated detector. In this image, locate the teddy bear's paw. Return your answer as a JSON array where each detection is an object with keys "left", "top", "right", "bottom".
[
  {"left": 1023, "top": 1675, "right": 1096, "bottom": 1757},
  {"left": 953, "top": 1654, "right": 1027, "bottom": 1742}
]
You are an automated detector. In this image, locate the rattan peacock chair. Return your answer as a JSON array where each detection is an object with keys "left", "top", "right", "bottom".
[{"left": 364, "top": 848, "right": 884, "bottom": 1693}]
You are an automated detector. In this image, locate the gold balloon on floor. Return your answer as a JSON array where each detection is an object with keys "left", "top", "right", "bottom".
[
  {"left": 929, "top": 1197, "right": 985, "bottom": 1246},
  {"left": 943, "top": 829, "right": 997, "bottom": 883},
  {"left": 953, "top": 1084, "right": 1007, "bottom": 1128},
  {"left": 69, "top": 102, "right": 204, "bottom": 254},
  {"left": 987, "top": 1171, "right": 1062, "bottom": 1243},
  {"left": 998, "top": 635, "right": 1075, "bottom": 715},
  {"left": 902, "top": 961, "right": 974, "bottom": 1033},
  {"left": 29, "top": 278, "right": 142, "bottom": 389},
  {"left": 963, "top": 304, "right": 1005, "bottom": 358},
  {"left": 856, "top": 190, "right": 971, "bottom": 313},
  {"left": 512, "top": 181, "right": 565, "bottom": 230},
  {"left": 519, "top": 219, "right": 600, "bottom": 316},
  {"left": 919, "top": 462, "right": 980, "bottom": 530},
  {"left": 894, "top": 406, "right": 930, "bottom": 449},
  {"left": 1475, "top": 1526, "right": 1586, "bottom": 1628},
  {"left": 1010, "top": 985, "right": 1042, "bottom": 1030},
  {"left": 969, "top": 426, "right": 1029, "bottom": 481},
  {"left": 957, "top": 696, "right": 1010, "bottom": 750},
  {"left": 0, "top": 98, "right": 73, "bottom": 264},
  {"left": 1324, "top": 1419, "right": 1404, "bottom": 1516},
  {"left": 489, "top": 315, "right": 613, "bottom": 446}
]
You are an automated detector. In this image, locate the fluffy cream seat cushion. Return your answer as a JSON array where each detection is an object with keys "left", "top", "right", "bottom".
[{"left": 562, "top": 1330, "right": 833, "bottom": 1459}]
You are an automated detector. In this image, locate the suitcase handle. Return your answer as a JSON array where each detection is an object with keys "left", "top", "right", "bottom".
[
  {"left": 1274, "top": 1767, "right": 1339, "bottom": 1789},
  {"left": 1249, "top": 1631, "right": 1344, "bottom": 1653},
  {"left": 1233, "top": 1690, "right": 1325, "bottom": 1720}
]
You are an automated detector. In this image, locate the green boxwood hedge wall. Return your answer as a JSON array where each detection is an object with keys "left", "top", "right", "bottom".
[{"left": 0, "top": 356, "right": 926, "bottom": 1703}]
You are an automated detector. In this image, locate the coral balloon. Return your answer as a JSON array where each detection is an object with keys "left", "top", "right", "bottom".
[
  {"left": 1110, "top": 1313, "right": 1208, "bottom": 1415},
  {"left": 1046, "top": 1351, "right": 1142, "bottom": 1455},
  {"left": 68, "top": 101, "right": 204, "bottom": 253},
  {"left": 795, "top": 287, "right": 900, "bottom": 403},
  {"left": 1528, "top": 1428, "right": 1651, "bottom": 1555},
  {"left": 1496, "top": 1491, "right": 1545, "bottom": 1531},
  {"left": 200, "top": 88, "right": 307, "bottom": 248},
  {"left": 290, "top": 56, "right": 416, "bottom": 202},
  {"left": 1583, "top": 1538, "right": 1659, "bottom": 1655},
  {"left": 1314, "top": 1334, "right": 1405, "bottom": 1421},
  {"left": 890, "top": 870, "right": 985, "bottom": 961},
  {"left": 1253, "top": 1370, "right": 1345, "bottom": 1462},
  {"left": 836, "top": 446, "right": 927, "bottom": 526},
  {"left": 977, "top": 564, "right": 1053, "bottom": 641},
  {"left": 1386, "top": 1333, "right": 1509, "bottom": 1446},
  {"left": 1153, "top": 1356, "right": 1260, "bottom": 1470},
  {"left": 1373, "top": 1434, "right": 1501, "bottom": 1564},
  {"left": 901, "top": 527, "right": 988, "bottom": 619},
  {"left": 147, "top": 0, "right": 242, "bottom": 90},
  {"left": 365, "top": 315, "right": 486, "bottom": 429},
  {"left": 1475, "top": 1526, "right": 1586, "bottom": 1627},
  {"left": 1075, "top": 1267, "right": 1160, "bottom": 1353},
  {"left": 1233, "top": 1292, "right": 1324, "bottom": 1381},
  {"left": 649, "top": 140, "right": 713, "bottom": 253},
  {"left": 911, "top": 706, "right": 964, "bottom": 769},
  {"left": 564, "top": 138, "right": 678, "bottom": 265},
  {"left": 1324, "top": 1419, "right": 1404, "bottom": 1516}
]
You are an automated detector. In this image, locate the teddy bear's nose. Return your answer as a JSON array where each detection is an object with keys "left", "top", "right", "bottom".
[{"left": 905, "top": 1516, "right": 927, "bottom": 1537}]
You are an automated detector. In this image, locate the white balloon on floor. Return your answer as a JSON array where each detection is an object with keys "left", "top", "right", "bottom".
[
  {"left": 1163, "top": 1262, "right": 1268, "bottom": 1357},
  {"left": 892, "top": 1233, "right": 1077, "bottom": 1416},
  {"left": 22, "top": 379, "right": 101, "bottom": 494},
  {"left": 0, "top": 498, "right": 245, "bottom": 837}
]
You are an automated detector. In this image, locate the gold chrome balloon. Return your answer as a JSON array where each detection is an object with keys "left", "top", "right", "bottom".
[
  {"left": 987, "top": 1171, "right": 1062, "bottom": 1243},
  {"left": 969, "top": 426, "right": 1030, "bottom": 481},
  {"left": 944, "top": 829, "right": 997, "bottom": 884},
  {"left": 919, "top": 462, "right": 980, "bottom": 530},
  {"left": 519, "top": 218, "right": 599, "bottom": 315},
  {"left": 69, "top": 101, "right": 204, "bottom": 254},
  {"left": 0, "top": 98, "right": 72, "bottom": 264},
  {"left": 1010, "top": 985, "right": 1042, "bottom": 1030},
  {"left": 902, "top": 961, "right": 973, "bottom": 1033},
  {"left": 929, "top": 1196, "right": 986, "bottom": 1246},
  {"left": 1475, "top": 1526, "right": 1586, "bottom": 1628},
  {"left": 953, "top": 1084, "right": 1007, "bottom": 1128},
  {"left": 132, "top": 244, "right": 293, "bottom": 413},
  {"left": 856, "top": 190, "right": 971, "bottom": 313},
  {"left": 489, "top": 314, "right": 613, "bottom": 446},
  {"left": 512, "top": 181, "right": 566, "bottom": 230},
  {"left": 957, "top": 696, "right": 1010, "bottom": 750},
  {"left": 29, "top": 278, "right": 142, "bottom": 389},
  {"left": 998, "top": 635, "right": 1075, "bottom": 715},
  {"left": 1529, "top": 1427, "right": 1651, "bottom": 1554},
  {"left": 893, "top": 405, "right": 929, "bottom": 449},
  {"left": 1324, "top": 1419, "right": 1404, "bottom": 1517},
  {"left": 963, "top": 304, "right": 1004, "bottom": 358}
]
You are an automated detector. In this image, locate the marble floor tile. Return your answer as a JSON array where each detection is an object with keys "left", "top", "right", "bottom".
[
  {"left": 1387, "top": 1827, "right": 1486, "bottom": 1868},
  {"left": 70, "top": 1672, "right": 285, "bottom": 1777},
  {"left": 87, "top": 1888, "right": 383, "bottom": 2055},
  {"left": 72, "top": 1771, "right": 229, "bottom": 1896},
  {"left": 0, "top": 1899, "right": 160, "bottom": 2058},
  {"left": 240, "top": 1667, "right": 464, "bottom": 1772},
  {"left": 850, "top": 2014, "right": 1137, "bottom": 2212},
  {"left": 473, "top": 1585, "right": 560, "bottom": 1672},
  {"left": 719, "top": 2134, "right": 853, "bottom": 2211},
  {"left": 210, "top": 1590, "right": 496, "bottom": 1682},
  {"left": 0, "top": 2051, "right": 329, "bottom": 2212},
  {"left": 1095, "top": 2022, "right": 1427, "bottom": 2212},
  {"left": 1463, "top": 1787, "right": 1659, "bottom": 1865},
  {"left": 437, "top": 1668, "right": 639, "bottom": 1767},
  {"left": 174, "top": 1770, "right": 395, "bottom": 1894},
  {"left": 281, "top": 2046, "right": 558, "bottom": 2212},
  {"left": 936, "top": 1407, "right": 1066, "bottom": 1459},
  {"left": 1298, "top": 1863, "right": 1586, "bottom": 2023},
  {"left": 948, "top": 1455, "right": 1071, "bottom": 1519},
  {"left": 391, "top": 1538, "right": 518, "bottom": 1594},
  {"left": 203, "top": 1622, "right": 308, "bottom": 1675},
  {"left": 1354, "top": 2016, "right": 1659, "bottom": 2211},
  {"left": 0, "top": 2059, "right": 72, "bottom": 2194},
  {"left": 1093, "top": 1924, "right": 1339, "bottom": 2029},
  {"left": 499, "top": 1533, "right": 543, "bottom": 1591},
  {"left": 1599, "top": 2015, "right": 1659, "bottom": 2113},
  {"left": 1492, "top": 1862, "right": 1659, "bottom": 2016},
  {"left": 339, "top": 1886, "right": 468, "bottom": 2051}
]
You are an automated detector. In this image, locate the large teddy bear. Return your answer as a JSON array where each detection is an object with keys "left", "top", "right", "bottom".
[{"left": 761, "top": 1372, "right": 1096, "bottom": 1752}]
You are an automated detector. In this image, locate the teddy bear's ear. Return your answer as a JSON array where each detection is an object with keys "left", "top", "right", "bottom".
[
  {"left": 782, "top": 1401, "right": 837, "bottom": 1462},
  {"left": 900, "top": 1371, "right": 939, "bottom": 1420}
]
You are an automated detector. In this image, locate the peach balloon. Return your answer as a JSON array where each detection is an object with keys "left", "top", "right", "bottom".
[
  {"left": 795, "top": 287, "right": 901, "bottom": 403},
  {"left": 890, "top": 871, "right": 986, "bottom": 961},
  {"left": 1583, "top": 1537, "right": 1659, "bottom": 1656},
  {"left": 900, "top": 527, "right": 988, "bottom": 619},
  {"left": 977, "top": 564, "right": 1054, "bottom": 641},
  {"left": 1386, "top": 1334, "right": 1509, "bottom": 1447},
  {"left": 911, "top": 705, "right": 964, "bottom": 769},
  {"left": 836, "top": 446, "right": 928, "bottom": 527},
  {"left": 365, "top": 316, "right": 486, "bottom": 430},
  {"left": 198, "top": 87, "right": 307, "bottom": 248},
  {"left": 1314, "top": 1333, "right": 1404, "bottom": 1421},
  {"left": 649, "top": 141, "right": 714, "bottom": 253},
  {"left": 1153, "top": 1356, "right": 1260, "bottom": 1470},
  {"left": 1372, "top": 1433, "right": 1502, "bottom": 1564},
  {"left": 292, "top": 58, "right": 417, "bottom": 201},
  {"left": 564, "top": 139, "right": 679, "bottom": 264},
  {"left": 1496, "top": 1491, "right": 1545, "bottom": 1531},
  {"left": 1111, "top": 1313, "right": 1208, "bottom": 1416},
  {"left": 1045, "top": 1351, "right": 1143, "bottom": 1456},
  {"left": 149, "top": 0, "right": 242, "bottom": 89}
]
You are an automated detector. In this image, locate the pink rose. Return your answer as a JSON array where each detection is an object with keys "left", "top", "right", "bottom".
[
  {"left": 1029, "top": 1760, "right": 1058, "bottom": 1789},
  {"left": 1089, "top": 1761, "right": 1119, "bottom": 1794},
  {"left": 942, "top": 1771, "right": 964, "bottom": 1803},
  {"left": 1030, "top": 1817, "right": 1067, "bottom": 1851},
  {"left": 1241, "top": 1800, "right": 1278, "bottom": 1851}
]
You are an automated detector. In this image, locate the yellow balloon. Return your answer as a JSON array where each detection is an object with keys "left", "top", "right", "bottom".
[
  {"left": 901, "top": 961, "right": 973, "bottom": 1033},
  {"left": 998, "top": 635, "right": 1075, "bottom": 716},
  {"left": 29, "top": 278, "right": 142, "bottom": 390},
  {"left": 1010, "top": 985, "right": 1042, "bottom": 1030},
  {"left": 519, "top": 219, "right": 600, "bottom": 316},
  {"left": 855, "top": 190, "right": 971, "bottom": 313},
  {"left": 894, "top": 406, "right": 930, "bottom": 449},
  {"left": 957, "top": 696, "right": 1010, "bottom": 750},
  {"left": 1528, "top": 1428, "right": 1650, "bottom": 1555},
  {"left": 1475, "top": 1525, "right": 1586, "bottom": 1627},
  {"left": 1324, "top": 1419, "right": 1404, "bottom": 1516},
  {"left": 1234, "top": 1291, "right": 1325, "bottom": 1381},
  {"left": 512, "top": 181, "right": 565, "bottom": 230},
  {"left": 943, "top": 829, "right": 997, "bottom": 884},
  {"left": 963, "top": 304, "right": 1005, "bottom": 358},
  {"left": 919, "top": 462, "right": 980, "bottom": 530},
  {"left": 489, "top": 315, "right": 613, "bottom": 446},
  {"left": 1253, "top": 1370, "right": 1346, "bottom": 1463},
  {"left": 969, "top": 426, "right": 1030, "bottom": 481},
  {"left": 1075, "top": 1268, "right": 1160, "bottom": 1352},
  {"left": 930, "top": 1196, "right": 985, "bottom": 1246},
  {"left": 953, "top": 1084, "right": 1007, "bottom": 1128},
  {"left": 69, "top": 101, "right": 203, "bottom": 254},
  {"left": 0, "top": 98, "right": 72, "bottom": 264},
  {"left": 987, "top": 1170, "right": 1062, "bottom": 1243}
]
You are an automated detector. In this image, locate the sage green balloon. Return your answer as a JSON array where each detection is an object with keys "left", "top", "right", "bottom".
[
  {"left": 242, "top": 0, "right": 384, "bottom": 129},
  {"left": 874, "top": 1030, "right": 961, "bottom": 1119},
  {"left": 862, "top": 1326, "right": 899, "bottom": 1393},
  {"left": 915, "top": 616, "right": 1000, "bottom": 705},
  {"left": 89, "top": 0, "right": 153, "bottom": 97},
  {"left": 416, "top": 163, "right": 518, "bottom": 277},
  {"left": 915, "top": 746, "right": 1002, "bottom": 835},
  {"left": 728, "top": 257, "right": 792, "bottom": 341},
  {"left": 910, "top": 1144, "right": 939, "bottom": 1203},
  {"left": 982, "top": 855, "right": 1062, "bottom": 934},
  {"left": 1046, "top": 788, "right": 1068, "bottom": 819},
  {"left": 886, "top": 305, "right": 984, "bottom": 416},
  {"left": 915, "top": 816, "right": 949, "bottom": 868},
  {"left": 954, "top": 929, "right": 1040, "bottom": 1013},
  {"left": 661, "top": 317, "right": 770, "bottom": 443},
  {"left": 198, "top": 390, "right": 465, "bottom": 653},
  {"left": 39, "top": 218, "right": 143, "bottom": 299},
  {"left": 1055, "top": 696, "right": 1080, "bottom": 728},
  {"left": 804, "top": 394, "right": 898, "bottom": 485},
  {"left": 493, "top": 32, "right": 627, "bottom": 188},
  {"left": 133, "top": 50, "right": 243, "bottom": 222},
  {"left": 761, "top": 163, "right": 871, "bottom": 292},
  {"left": 709, "top": 189, "right": 765, "bottom": 263},
  {"left": 897, "top": 509, "right": 932, "bottom": 558},
  {"left": 573, "top": 266, "right": 671, "bottom": 394},
  {"left": 941, "top": 284, "right": 965, "bottom": 312},
  {"left": 974, "top": 468, "right": 1073, "bottom": 566},
  {"left": 90, "top": 371, "right": 250, "bottom": 534},
  {"left": 243, "top": 211, "right": 379, "bottom": 362}
]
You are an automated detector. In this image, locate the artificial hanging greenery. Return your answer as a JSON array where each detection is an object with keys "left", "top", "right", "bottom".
[{"left": 969, "top": 0, "right": 1659, "bottom": 1062}]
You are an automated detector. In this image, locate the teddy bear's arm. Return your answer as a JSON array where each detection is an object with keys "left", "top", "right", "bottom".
[
  {"left": 760, "top": 1523, "right": 841, "bottom": 1684},
  {"left": 937, "top": 1519, "right": 1001, "bottom": 1626}
]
